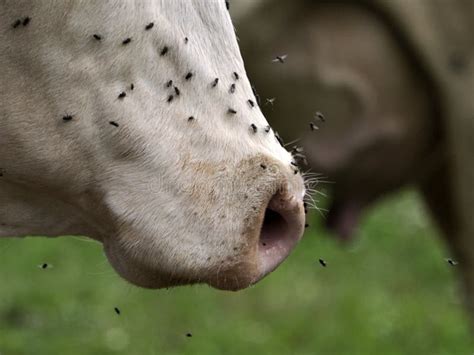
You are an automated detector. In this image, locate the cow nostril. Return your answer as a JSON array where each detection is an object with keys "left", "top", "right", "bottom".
[
  {"left": 255, "top": 190, "right": 305, "bottom": 279},
  {"left": 260, "top": 208, "right": 288, "bottom": 248}
]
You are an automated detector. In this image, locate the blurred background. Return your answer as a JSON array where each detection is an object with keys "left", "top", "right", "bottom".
[
  {"left": 2, "top": 0, "right": 474, "bottom": 354},
  {"left": 0, "top": 190, "right": 472, "bottom": 354}
]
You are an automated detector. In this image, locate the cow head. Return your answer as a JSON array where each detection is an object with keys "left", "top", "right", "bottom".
[{"left": 0, "top": 0, "right": 306, "bottom": 290}]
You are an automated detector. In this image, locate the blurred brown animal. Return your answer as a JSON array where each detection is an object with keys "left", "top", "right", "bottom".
[{"left": 235, "top": 0, "right": 474, "bottom": 322}]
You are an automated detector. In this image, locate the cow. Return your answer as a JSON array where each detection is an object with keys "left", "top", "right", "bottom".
[
  {"left": 0, "top": 0, "right": 306, "bottom": 291},
  {"left": 234, "top": 0, "right": 474, "bottom": 322}
]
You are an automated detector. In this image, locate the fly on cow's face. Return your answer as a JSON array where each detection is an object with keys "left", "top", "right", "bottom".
[
  {"left": 174, "top": 87, "right": 180, "bottom": 96},
  {"left": 247, "top": 99, "right": 255, "bottom": 108},
  {"left": 160, "top": 46, "right": 169, "bottom": 56},
  {"left": 185, "top": 72, "right": 193, "bottom": 80},
  {"left": 229, "top": 83, "right": 236, "bottom": 94},
  {"left": 145, "top": 22, "right": 154, "bottom": 30},
  {"left": 62, "top": 114, "right": 73, "bottom": 122},
  {"left": 250, "top": 124, "right": 257, "bottom": 133},
  {"left": 184, "top": 37, "right": 189, "bottom": 44},
  {"left": 264, "top": 125, "right": 271, "bottom": 133},
  {"left": 118, "top": 92, "right": 126, "bottom": 99},
  {"left": 260, "top": 164, "right": 267, "bottom": 170},
  {"left": 122, "top": 38, "right": 132, "bottom": 45},
  {"left": 167, "top": 95, "right": 174, "bottom": 103},
  {"left": 227, "top": 108, "right": 237, "bottom": 115},
  {"left": 233, "top": 72, "right": 239, "bottom": 80},
  {"left": 22, "top": 17, "right": 31, "bottom": 27},
  {"left": 12, "top": 19, "right": 21, "bottom": 28},
  {"left": 93, "top": 34, "right": 102, "bottom": 41},
  {"left": 109, "top": 121, "right": 119, "bottom": 127},
  {"left": 166, "top": 80, "right": 173, "bottom": 88},
  {"left": 187, "top": 116, "right": 195, "bottom": 122},
  {"left": 225, "top": 0, "right": 230, "bottom": 10},
  {"left": 211, "top": 78, "right": 219, "bottom": 87}
]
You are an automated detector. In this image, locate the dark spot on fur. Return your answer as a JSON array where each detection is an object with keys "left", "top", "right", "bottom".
[
  {"left": 145, "top": 22, "right": 154, "bottom": 30},
  {"left": 185, "top": 72, "right": 193, "bottom": 80},
  {"left": 93, "top": 34, "right": 102, "bottom": 41},
  {"left": 122, "top": 38, "right": 132, "bottom": 45},
  {"left": 211, "top": 78, "right": 219, "bottom": 87},
  {"left": 160, "top": 46, "right": 169, "bottom": 56},
  {"left": 109, "top": 121, "right": 119, "bottom": 127},
  {"left": 118, "top": 92, "right": 126, "bottom": 99}
]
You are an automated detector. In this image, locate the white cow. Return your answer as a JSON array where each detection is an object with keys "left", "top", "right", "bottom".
[{"left": 0, "top": 0, "right": 306, "bottom": 290}]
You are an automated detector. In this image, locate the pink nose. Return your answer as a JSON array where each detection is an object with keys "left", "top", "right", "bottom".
[{"left": 255, "top": 188, "right": 305, "bottom": 280}]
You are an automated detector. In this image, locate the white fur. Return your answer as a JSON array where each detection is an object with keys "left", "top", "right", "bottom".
[{"left": 0, "top": 0, "right": 304, "bottom": 288}]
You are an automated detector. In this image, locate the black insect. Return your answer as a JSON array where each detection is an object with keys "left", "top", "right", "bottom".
[
  {"left": 114, "top": 307, "right": 121, "bottom": 315},
  {"left": 93, "top": 34, "right": 102, "bottom": 41},
  {"left": 185, "top": 72, "right": 193, "bottom": 80},
  {"left": 264, "top": 125, "right": 271, "bottom": 133},
  {"left": 250, "top": 124, "right": 257, "bottom": 133},
  {"left": 122, "top": 37, "right": 132, "bottom": 45},
  {"left": 315, "top": 111, "right": 326, "bottom": 122},
  {"left": 109, "top": 121, "right": 119, "bottom": 127},
  {"left": 305, "top": 224, "right": 309, "bottom": 228},
  {"left": 188, "top": 116, "right": 195, "bottom": 122},
  {"left": 22, "top": 17, "right": 31, "bottom": 27},
  {"left": 272, "top": 54, "right": 287, "bottom": 64},
  {"left": 211, "top": 78, "right": 219, "bottom": 87},
  {"left": 160, "top": 46, "right": 169, "bottom": 56},
  {"left": 174, "top": 86, "right": 180, "bottom": 96},
  {"left": 233, "top": 72, "right": 239, "bottom": 80},
  {"left": 227, "top": 108, "right": 237, "bottom": 115},
  {"left": 167, "top": 95, "right": 174, "bottom": 103},
  {"left": 184, "top": 37, "right": 189, "bottom": 44},
  {"left": 62, "top": 115, "right": 73, "bottom": 122},
  {"left": 145, "top": 22, "right": 154, "bottom": 30},
  {"left": 303, "top": 201, "right": 308, "bottom": 214},
  {"left": 12, "top": 19, "right": 21, "bottom": 28},
  {"left": 166, "top": 80, "right": 173, "bottom": 88},
  {"left": 260, "top": 164, "right": 267, "bottom": 170},
  {"left": 225, "top": 0, "right": 230, "bottom": 10},
  {"left": 247, "top": 99, "right": 255, "bottom": 108},
  {"left": 446, "top": 258, "right": 458, "bottom": 266},
  {"left": 319, "top": 259, "right": 327, "bottom": 267},
  {"left": 309, "top": 122, "right": 319, "bottom": 131},
  {"left": 251, "top": 85, "right": 261, "bottom": 105},
  {"left": 130, "top": 83, "right": 134, "bottom": 90},
  {"left": 41, "top": 263, "right": 50, "bottom": 269},
  {"left": 229, "top": 83, "right": 236, "bottom": 94},
  {"left": 118, "top": 92, "right": 126, "bottom": 99},
  {"left": 186, "top": 333, "right": 193, "bottom": 338}
]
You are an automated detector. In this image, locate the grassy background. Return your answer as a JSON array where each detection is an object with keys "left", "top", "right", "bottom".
[{"left": 0, "top": 189, "right": 472, "bottom": 355}]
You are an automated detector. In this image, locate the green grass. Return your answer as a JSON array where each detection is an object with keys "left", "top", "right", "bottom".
[{"left": 0, "top": 189, "right": 472, "bottom": 355}]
